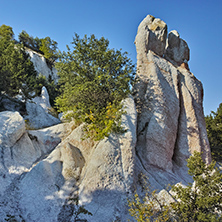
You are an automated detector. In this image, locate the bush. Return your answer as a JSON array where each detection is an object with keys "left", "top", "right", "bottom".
[
  {"left": 128, "top": 152, "right": 222, "bottom": 222},
  {"left": 56, "top": 34, "right": 135, "bottom": 140},
  {"left": 171, "top": 152, "right": 222, "bottom": 222}
]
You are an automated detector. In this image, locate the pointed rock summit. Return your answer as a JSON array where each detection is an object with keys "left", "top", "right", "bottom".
[
  {"left": 134, "top": 15, "right": 211, "bottom": 172},
  {"left": 135, "top": 14, "right": 167, "bottom": 57}
]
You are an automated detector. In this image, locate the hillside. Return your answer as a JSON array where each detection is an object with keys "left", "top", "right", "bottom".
[{"left": 0, "top": 15, "right": 212, "bottom": 221}]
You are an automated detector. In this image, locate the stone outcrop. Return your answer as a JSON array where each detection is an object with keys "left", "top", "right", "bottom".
[
  {"left": 26, "top": 48, "right": 58, "bottom": 83},
  {"left": 165, "top": 30, "right": 190, "bottom": 66},
  {"left": 135, "top": 15, "right": 167, "bottom": 57},
  {"left": 0, "top": 111, "right": 72, "bottom": 197},
  {"left": 0, "top": 97, "right": 137, "bottom": 221},
  {"left": 0, "top": 15, "right": 212, "bottom": 222},
  {"left": 25, "top": 86, "right": 60, "bottom": 129},
  {"left": 32, "top": 86, "right": 51, "bottom": 112},
  {"left": 134, "top": 15, "right": 211, "bottom": 173}
]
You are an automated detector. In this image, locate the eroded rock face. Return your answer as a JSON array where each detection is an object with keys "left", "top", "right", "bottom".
[
  {"left": 165, "top": 30, "right": 190, "bottom": 65},
  {"left": 134, "top": 15, "right": 211, "bottom": 173},
  {"left": 2, "top": 97, "right": 136, "bottom": 222},
  {"left": 32, "top": 86, "right": 51, "bottom": 112},
  {"left": 25, "top": 87, "right": 60, "bottom": 129},
  {"left": 26, "top": 48, "right": 58, "bottom": 83},
  {"left": 135, "top": 14, "right": 168, "bottom": 57}
]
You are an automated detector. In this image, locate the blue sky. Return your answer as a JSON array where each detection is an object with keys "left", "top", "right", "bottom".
[{"left": 1, "top": 0, "right": 222, "bottom": 115}]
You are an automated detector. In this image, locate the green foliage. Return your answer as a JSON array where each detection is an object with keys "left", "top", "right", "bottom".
[
  {"left": 128, "top": 175, "right": 172, "bottom": 222},
  {"left": 171, "top": 151, "right": 222, "bottom": 222},
  {"left": 0, "top": 25, "right": 37, "bottom": 98},
  {"left": 39, "top": 37, "right": 59, "bottom": 63},
  {"left": 0, "top": 24, "right": 14, "bottom": 40},
  {"left": 18, "top": 30, "right": 42, "bottom": 53},
  {"left": 56, "top": 33, "right": 135, "bottom": 140},
  {"left": 19, "top": 31, "right": 59, "bottom": 63},
  {"left": 69, "top": 197, "right": 92, "bottom": 222},
  {"left": 0, "top": 24, "right": 59, "bottom": 104},
  {"left": 205, "top": 103, "right": 222, "bottom": 161},
  {"left": 128, "top": 153, "right": 222, "bottom": 222}
]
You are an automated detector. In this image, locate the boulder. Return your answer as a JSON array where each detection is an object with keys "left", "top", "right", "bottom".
[
  {"left": 0, "top": 111, "right": 25, "bottom": 148},
  {"left": 25, "top": 101, "right": 60, "bottom": 129},
  {"left": 165, "top": 30, "right": 190, "bottom": 65},
  {"left": 0, "top": 111, "right": 71, "bottom": 197},
  {"left": 32, "top": 86, "right": 51, "bottom": 112}
]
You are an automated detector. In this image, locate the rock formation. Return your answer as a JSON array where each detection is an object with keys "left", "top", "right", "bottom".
[
  {"left": 25, "top": 86, "right": 60, "bottom": 129},
  {"left": 134, "top": 14, "right": 211, "bottom": 173},
  {"left": 26, "top": 48, "right": 58, "bottom": 83},
  {"left": 0, "top": 15, "right": 211, "bottom": 221}
]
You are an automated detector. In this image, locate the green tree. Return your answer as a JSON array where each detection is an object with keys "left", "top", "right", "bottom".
[
  {"left": 0, "top": 24, "right": 14, "bottom": 40},
  {"left": 0, "top": 25, "right": 37, "bottom": 98},
  {"left": 40, "top": 36, "right": 59, "bottom": 62},
  {"left": 18, "top": 30, "right": 41, "bottom": 53},
  {"left": 128, "top": 152, "right": 222, "bottom": 222},
  {"left": 205, "top": 103, "right": 222, "bottom": 161},
  {"left": 171, "top": 152, "right": 222, "bottom": 222},
  {"left": 128, "top": 182, "right": 172, "bottom": 221},
  {"left": 55, "top": 34, "right": 135, "bottom": 140}
]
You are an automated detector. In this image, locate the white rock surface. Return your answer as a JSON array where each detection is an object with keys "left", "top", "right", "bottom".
[
  {"left": 0, "top": 112, "right": 72, "bottom": 198},
  {"left": 32, "top": 86, "right": 52, "bottom": 112},
  {"left": 134, "top": 15, "right": 211, "bottom": 174},
  {"left": 1, "top": 96, "right": 137, "bottom": 222},
  {"left": 165, "top": 30, "right": 190, "bottom": 65},
  {"left": 25, "top": 100, "right": 60, "bottom": 129},
  {"left": 135, "top": 14, "right": 167, "bottom": 57},
  {"left": 77, "top": 96, "right": 137, "bottom": 221},
  {"left": 26, "top": 48, "right": 58, "bottom": 83},
  {"left": 0, "top": 111, "right": 25, "bottom": 148}
]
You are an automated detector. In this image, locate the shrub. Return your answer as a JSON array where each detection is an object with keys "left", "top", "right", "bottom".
[{"left": 56, "top": 34, "right": 135, "bottom": 140}]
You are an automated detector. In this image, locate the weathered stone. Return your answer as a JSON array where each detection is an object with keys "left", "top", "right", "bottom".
[
  {"left": 134, "top": 16, "right": 211, "bottom": 173},
  {"left": 32, "top": 86, "right": 51, "bottom": 112},
  {"left": 77, "top": 96, "right": 137, "bottom": 221},
  {"left": 0, "top": 112, "right": 71, "bottom": 196},
  {"left": 26, "top": 48, "right": 58, "bottom": 83},
  {"left": 0, "top": 14, "right": 213, "bottom": 222},
  {"left": 135, "top": 15, "right": 167, "bottom": 57},
  {"left": 25, "top": 100, "right": 60, "bottom": 129},
  {"left": 0, "top": 111, "right": 25, "bottom": 148},
  {"left": 165, "top": 30, "right": 190, "bottom": 65}
]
